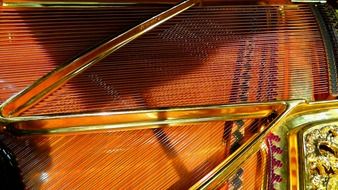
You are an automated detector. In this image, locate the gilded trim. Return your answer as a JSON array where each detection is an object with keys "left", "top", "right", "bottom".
[{"left": 0, "top": 0, "right": 197, "bottom": 117}]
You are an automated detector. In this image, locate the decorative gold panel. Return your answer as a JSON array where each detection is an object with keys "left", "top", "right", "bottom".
[{"left": 303, "top": 124, "right": 338, "bottom": 190}]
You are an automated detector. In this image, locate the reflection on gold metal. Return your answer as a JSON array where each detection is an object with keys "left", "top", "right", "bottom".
[
  {"left": 0, "top": 0, "right": 197, "bottom": 117},
  {"left": 1, "top": 2, "right": 171, "bottom": 7},
  {"left": 1, "top": 2, "right": 145, "bottom": 7},
  {"left": 189, "top": 100, "right": 338, "bottom": 189},
  {"left": 190, "top": 100, "right": 302, "bottom": 189},
  {"left": 0, "top": 1, "right": 337, "bottom": 189},
  {"left": 1, "top": 0, "right": 293, "bottom": 8},
  {"left": 284, "top": 100, "right": 338, "bottom": 190},
  {"left": 2, "top": 101, "right": 283, "bottom": 135},
  {"left": 304, "top": 124, "right": 338, "bottom": 190},
  {"left": 1, "top": 98, "right": 338, "bottom": 189},
  {"left": 259, "top": 143, "right": 269, "bottom": 190}
]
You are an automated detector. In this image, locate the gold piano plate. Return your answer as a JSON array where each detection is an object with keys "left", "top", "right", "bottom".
[{"left": 0, "top": 0, "right": 338, "bottom": 189}]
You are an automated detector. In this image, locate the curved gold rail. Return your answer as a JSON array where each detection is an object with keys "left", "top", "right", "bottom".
[
  {"left": 0, "top": 0, "right": 198, "bottom": 117},
  {"left": 191, "top": 100, "right": 338, "bottom": 190},
  {"left": 1, "top": 99, "right": 337, "bottom": 189}
]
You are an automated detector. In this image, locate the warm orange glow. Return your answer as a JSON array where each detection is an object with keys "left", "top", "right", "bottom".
[{"left": 0, "top": 3, "right": 332, "bottom": 189}]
